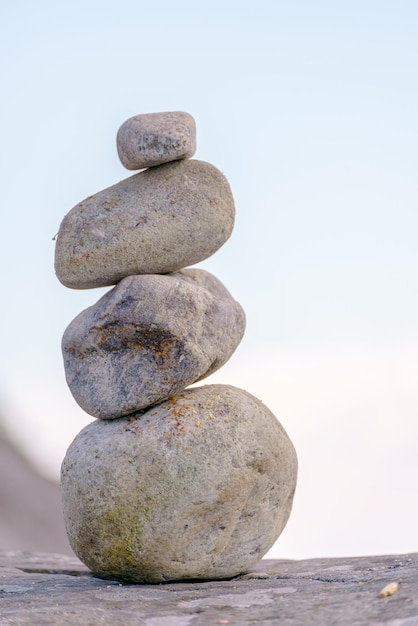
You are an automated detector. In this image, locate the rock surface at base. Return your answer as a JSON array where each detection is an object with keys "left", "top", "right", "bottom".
[{"left": 0, "top": 551, "right": 416, "bottom": 625}]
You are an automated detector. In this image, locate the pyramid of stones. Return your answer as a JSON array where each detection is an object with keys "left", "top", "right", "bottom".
[{"left": 55, "top": 112, "right": 298, "bottom": 583}]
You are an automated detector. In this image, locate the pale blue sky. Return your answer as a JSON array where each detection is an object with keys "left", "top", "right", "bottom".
[{"left": 1, "top": 1, "right": 418, "bottom": 559}]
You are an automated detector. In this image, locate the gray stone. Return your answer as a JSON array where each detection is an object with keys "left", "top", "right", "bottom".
[
  {"left": 62, "top": 269, "right": 246, "bottom": 419},
  {"left": 61, "top": 384, "right": 297, "bottom": 583},
  {"left": 117, "top": 111, "right": 196, "bottom": 170},
  {"left": 1, "top": 552, "right": 417, "bottom": 625},
  {"left": 54, "top": 159, "right": 235, "bottom": 289}
]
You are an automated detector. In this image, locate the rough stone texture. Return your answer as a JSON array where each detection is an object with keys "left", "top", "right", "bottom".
[
  {"left": 117, "top": 111, "right": 196, "bottom": 170},
  {"left": 1, "top": 551, "right": 417, "bottom": 625},
  {"left": 62, "top": 269, "right": 246, "bottom": 419},
  {"left": 61, "top": 385, "right": 297, "bottom": 583},
  {"left": 54, "top": 159, "right": 235, "bottom": 289}
]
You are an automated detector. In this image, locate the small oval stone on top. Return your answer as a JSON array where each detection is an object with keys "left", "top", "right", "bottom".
[{"left": 117, "top": 111, "right": 196, "bottom": 170}]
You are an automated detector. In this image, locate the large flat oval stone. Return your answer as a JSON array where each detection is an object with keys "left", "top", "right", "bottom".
[
  {"left": 62, "top": 269, "right": 246, "bottom": 419},
  {"left": 61, "top": 384, "right": 298, "bottom": 583},
  {"left": 54, "top": 160, "right": 235, "bottom": 289},
  {"left": 116, "top": 111, "right": 196, "bottom": 170}
]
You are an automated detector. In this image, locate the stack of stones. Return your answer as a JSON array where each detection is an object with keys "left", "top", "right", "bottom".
[{"left": 55, "top": 111, "right": 298, "bottom": 583}]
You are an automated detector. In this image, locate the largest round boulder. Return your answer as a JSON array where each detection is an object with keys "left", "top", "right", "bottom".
[
  {"left": 54, "top": 159, "right": 235, "bottom": 289},
  {"left": 61, "top": 384, "right": 298, "bottom": 583}
]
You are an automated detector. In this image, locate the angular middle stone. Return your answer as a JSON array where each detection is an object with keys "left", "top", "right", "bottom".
[{"left": 62, "top": 269, "right": 246, "bottom": 419}]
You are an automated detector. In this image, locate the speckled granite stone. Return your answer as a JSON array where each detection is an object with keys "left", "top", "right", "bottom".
[{"left": 61, "top": 385, "right": 298, "bottom": 583}]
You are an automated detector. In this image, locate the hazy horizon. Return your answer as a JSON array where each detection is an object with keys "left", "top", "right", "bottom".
[{"left": 1, "top": 0, "right": 418, "bottom": 560}]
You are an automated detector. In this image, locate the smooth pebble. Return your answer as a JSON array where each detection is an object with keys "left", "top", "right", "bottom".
[
  {"left": 54, "top": 159, "right": 235, "bottom": 289},
  {"left": 117, "top": 111, "right": 196, "bottom": 170}
]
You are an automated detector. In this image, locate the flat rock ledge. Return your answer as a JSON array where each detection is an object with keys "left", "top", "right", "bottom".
[{"left": 0, "top": 551, "right": 417, "bottom": 625}]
